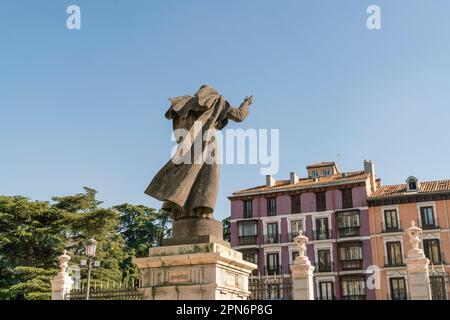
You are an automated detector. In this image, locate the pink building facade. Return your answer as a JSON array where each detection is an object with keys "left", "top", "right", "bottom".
[{"left": 229, "top": 161, "right": 377, "bottom": 300}]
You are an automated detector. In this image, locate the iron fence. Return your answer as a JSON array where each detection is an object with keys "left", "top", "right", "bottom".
[
  {"left": 248, "top": 276, "right": 292, "bottom": 300},
  {"left": 67, "top": 280, "right": 144, "bottom": 300}
]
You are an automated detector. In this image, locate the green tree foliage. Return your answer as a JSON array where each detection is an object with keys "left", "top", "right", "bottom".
[
  {"left": 222, "top": 216, "right": 231, "bottom": 242},
  {"left": 114, "top": 204, "right": 171, "bottom": 281},
  {"left": 0, "top": 188, "right": 172, "bottom": 300},
  {"left": 53, "top": 188, "right": 127, "bottom": 283},
  {"left": 0, "top": 195, "right": 66, "bottom": 299}
]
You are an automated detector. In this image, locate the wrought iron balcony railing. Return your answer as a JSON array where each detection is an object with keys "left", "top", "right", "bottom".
[
  {"left": 263, "top": 266, "right": 283, "bottom": 276},
  {"left": 238, "top": 235, "right": 258, "bottom": 245},
  {"left": 341, "top": 294, "right": 366, "bottom": 300},
  {"left": 384, "top": 258, "right": 405, "bottom": 268},
  {"left": 382, "top": 227, "right": 403, "bottom": 233},
  {"left": 313, "top": 229, "right": 332, "bottom": 240},
  {"left": 287, "top": 232, "right": 300, "bottom": 242},
  {"left": 315, "top": 262, "right": 334, "bottom": 273},
  {"left": 422, "top": 224, "right": 440, "bottom": 230},
  {"left": 340, "top": 259, "right": 363, "bottom": 271},
  {"left": 338, "top": 226, "right": 360, "bottom": 238},
  {"left": 264, "top": 234, "right": 281, "bottom": 244}
]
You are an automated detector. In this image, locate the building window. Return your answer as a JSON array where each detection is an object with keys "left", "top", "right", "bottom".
[
  {"left": 384, "top": 209, "right": 399, "bottom": 231},
  {"left": 420, "top": 206, "right": 436, "bottom": 229},
  {"left": 316, "top": 192, "right": 327, "bottom": 212},
  {"left": 292, "top": 251, "right": 299, "bottom": 262},
  {"left": 341, "top": 276, "right": 366, "bottom": 300},
  {"left": 386, "top": 241, "right": 403, "bottom": 267},
  {"left": 289, "top": 220, "right": 303, "bottom": 242},
  {"left": 389, "top": 277, "right": 407, "bottom": 300},
  {"left": 265, "top": 222, "right": 279, "bottom": 244},
  {"left": 317, "top": 249, "right": 332, "bottom": 272},
  {"left": 318, "top": 282, "right": 334, "bottom": 300},
  {"left": 337, "top": 210, "right": 360, "bottom": 237},
  {"left": 339, "top": 242, "right": 363, "bottom": 270},
  {"left": 291, "top": 194, "right": 301, "bottom": 213},
  {"left": 242, "top": 249, "right": 258, "bottom": 265},
  {"left": 314, "top": 217, "right": 330, "bottom": 240},
  {"left": 266, "top": 253, "right": 280, "bottom": 275},
  {"left": 311, "top": 170, "right": 319, "bottom": 178},
  {"left": 341, "top": 188, "right": 353, "bottom": 209},
  {"left": 238, "top": 221, "right": 258, "bottom": 245},
  {"left": 423, "top": 239, "right": 442, "bottom": 264},
  {"left": 407, "top": 177, "right": 419, "bottom": 191},
  {"left": 243, "top": 200, "right": 252, "bottom": 218},
  {"left": 322, "top": 169, "right": 332, "bottom": 176},
  {"left": 267, "top": 198, "right": 276, "bottom": 216}
]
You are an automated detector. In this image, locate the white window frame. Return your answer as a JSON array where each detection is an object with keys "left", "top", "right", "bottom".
[
  {"left": 314, "top": 243, "right": 334, "bottom": 270},
  {"left": 315, "top": 276, "right": 336, "bottom": 300},
  {"left": 380, "top": 205, "right": 401, "bottom": 231},
  {"left": 383, "top": 239, "right": 405, "bottom": 266},
  {"left": 386, "top": 273, "right": 408, "bottom": 300},
  {"left": 417, "top": 202, "right": 438, "bottom": 228}
]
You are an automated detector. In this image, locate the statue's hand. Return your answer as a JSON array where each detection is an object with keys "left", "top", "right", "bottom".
[{"left": 244, "top": 95, "right": 253, "bottom": 106}]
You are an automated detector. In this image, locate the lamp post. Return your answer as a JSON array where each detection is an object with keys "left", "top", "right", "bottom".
[{"left": 80, "top": 238, "right": 99, "bottom": 300}]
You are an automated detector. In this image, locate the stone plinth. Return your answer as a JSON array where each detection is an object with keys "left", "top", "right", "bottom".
[
  {"left": 133, "top": 243, "right": 257, "bottom": 300},
  {"left": 290, "top": 255, "right": 315, "bottom": 300}
]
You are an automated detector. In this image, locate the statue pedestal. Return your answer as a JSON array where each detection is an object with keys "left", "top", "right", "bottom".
[
  {"left": 405, "top": 249, "right": 432, "bottom": 300},
  {"left": 133, "top": 243, "right": 257, "bottom": 300},
  {"left": 290, "top": 256, "right": 315, "bottom": 300}
]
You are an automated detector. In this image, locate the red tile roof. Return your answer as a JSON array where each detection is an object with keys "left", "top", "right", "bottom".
[
  {"left": 230, "top": 170, "right": 370, "bottom": 197},
  {"left": 368, "top": 179, "right": 450, "bottom": 200}
]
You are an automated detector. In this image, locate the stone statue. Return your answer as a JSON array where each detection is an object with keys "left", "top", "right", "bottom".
[{"left": 144, "top": 85, "right": 253, "bottom": 245}]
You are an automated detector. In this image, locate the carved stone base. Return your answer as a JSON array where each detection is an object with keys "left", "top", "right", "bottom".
[
  {"left": 290, "top": 259, "right": 315, "bottom": 300},
  {"left": 405, "top": 255, "right": 432, "bottom": 300},
  {"left": 163, "top": 218, "right": 229, "bottom": 247},
  {"left": 133, "top": 243, "right": 257, "bottom": 300}
]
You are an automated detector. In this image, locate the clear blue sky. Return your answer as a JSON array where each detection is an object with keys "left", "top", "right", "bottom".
[{"left": 1, "top": 1, "right": 450, "bottom": 220}]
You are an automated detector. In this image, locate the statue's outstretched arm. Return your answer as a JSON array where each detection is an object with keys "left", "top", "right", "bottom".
[{"left": 226, "top": 96, "right": 253, "bottom": 123}]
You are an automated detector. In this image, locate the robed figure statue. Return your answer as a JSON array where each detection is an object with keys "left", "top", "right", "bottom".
[{"left": 145, "top": 85, "right": 253, "bottom": 224}]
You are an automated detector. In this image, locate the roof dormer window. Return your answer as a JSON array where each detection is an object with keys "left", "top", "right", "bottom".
[{"left": 406, "top": 176, "right": 419, "bottom": 192}]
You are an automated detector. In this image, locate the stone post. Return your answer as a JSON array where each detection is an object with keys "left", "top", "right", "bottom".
[
  {"left": 404, "top": 221, "right": 432, "bottom": 300},
  {"left": 290, "top": 231, "right": 315, "bottom": 300},
  {"left": 51, "top": 250, "right": 74, "bottom": 300}
]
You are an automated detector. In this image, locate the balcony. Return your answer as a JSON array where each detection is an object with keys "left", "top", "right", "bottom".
[
  {"left": 422, "top": 224, "right": 440, "bottom": 230},
  {"left": 264, "top": 266, "right": 283, "bottom": 276},
  {"left": 384, "top": 258, "right": 405, "bottom": 268},
  {"left": 288, "top": 232, "right": 300, "bottom": 242},
  {"left": 382, "top": 227, "right": 403, "bottom": 233},
  {"left": 264, "top": 234, "right": 281, "bottom": 244},
  {"left": 342, "top": 294, "right": 366, "bottom": 300},
  {"left": 238, "top": 235, "right": 258, "bottom": 246},
  {"left": 316, "top": 295, "right": 336, "bottom": 300},
  {"left": 313, "top": 229, "right": 332, "bottom": 240},
  {"left": 338, "top": 227, "right": 360, "bottom": 238},
  {"left": 340, "top": 259, "right": 363, "bottom": 271},
  {"left": 315, "top": 262, "right": 334, "bottom": 273}
]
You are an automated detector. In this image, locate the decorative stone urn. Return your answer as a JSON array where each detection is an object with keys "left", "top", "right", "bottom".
[{"left": 51, "top": 250, "right": 74, "bottom": 300}]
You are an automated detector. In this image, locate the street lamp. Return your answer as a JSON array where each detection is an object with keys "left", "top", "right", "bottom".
[{"left": 80, "top": 238, "right": 100, "bottom": 300}]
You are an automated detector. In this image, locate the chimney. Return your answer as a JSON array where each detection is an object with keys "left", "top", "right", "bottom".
[
  {"left": 364, "top": 160, "right": 376, "bottom": 192},
  {"left": 266, "top": 175, "right": 276, "bottom": 187},
  {"left": 290, "top": 172, "right": 298, "bottom": 184}
]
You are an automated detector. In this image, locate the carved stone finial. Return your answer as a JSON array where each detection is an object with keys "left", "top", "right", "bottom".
[
  {"left": 293, "top": 231, "right": 308, "bottom": 258},
  {"left": 405, "top": 220, "right": 422, "bottom": 251},
  {"left": 58, "top": 250, "right": 71, "bottom": 274}
]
